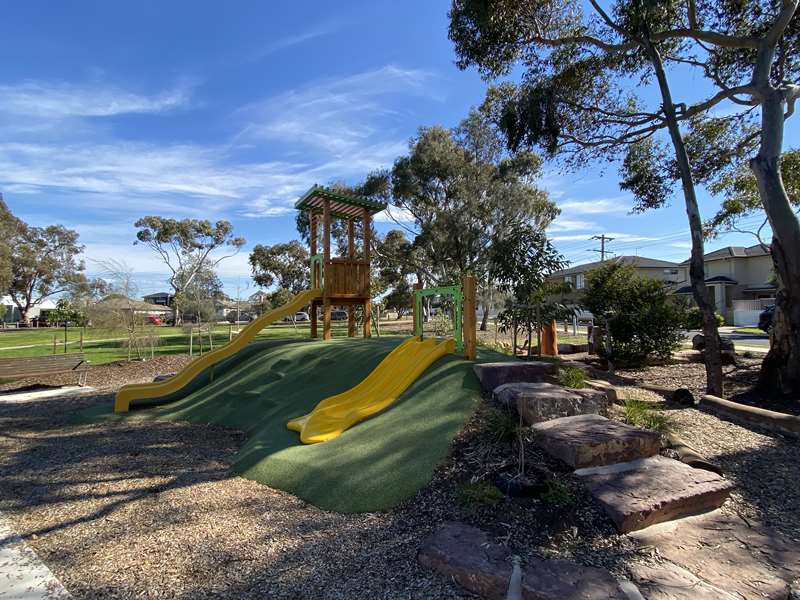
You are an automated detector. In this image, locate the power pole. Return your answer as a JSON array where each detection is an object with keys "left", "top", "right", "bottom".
[{"left": 589, "top": 234, "right": 615, "bottom": 261}]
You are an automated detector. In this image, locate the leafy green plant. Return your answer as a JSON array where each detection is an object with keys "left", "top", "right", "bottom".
[
  {"left": 684, "top": 307, "right": 724, "bottom": 330},
  {"left": 583, "top": 262, "right": 687, "bottom": 367},
  {"left": 456, "top": 480, "right": 504, "bottom": 510},
  {"left": 558, "top": 366, "right": 586, "bottom": 389},
  {"left": 624, "top": 400, "right": 672, "bottom": 433},
  {"left": 540, "top": 478, "right": 574, "bottom": 507},
  {"left": 485, "top": 409, "right": 519, "bottom": 442}
]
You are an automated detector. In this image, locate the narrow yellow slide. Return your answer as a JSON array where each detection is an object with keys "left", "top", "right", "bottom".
[
  {"left": 114, "top": 288, "right": 321, "bottom": 412},
  {"left": 287, "top": 336, "right": 455, "bottom": 443}
]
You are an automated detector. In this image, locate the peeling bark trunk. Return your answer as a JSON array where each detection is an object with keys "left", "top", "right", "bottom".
[
  {"left": 644, "top": 34, "right": 724, "bottom": 396},
  {"left": 752, "top": 91, "right": 800, "bottom": 395},
  {"left": 480, "top": 302, "right": 490, "bottom": 331}
]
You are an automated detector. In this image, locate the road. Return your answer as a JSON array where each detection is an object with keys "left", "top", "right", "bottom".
[{"left": 684, "top": 326, "right": 769, "bottom": 352}]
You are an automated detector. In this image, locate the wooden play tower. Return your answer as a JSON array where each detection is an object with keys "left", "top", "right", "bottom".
[{"left": 295, "top": 185, "right": 387, "bottom": 340}]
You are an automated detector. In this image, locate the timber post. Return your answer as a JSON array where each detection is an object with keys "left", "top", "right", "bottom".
[
  {"left": 463, "top": 274, "right": 477, "bottom": 360},
  {"left": 322, "top": 199, "right": 332, "bottom": 341},
  {"left": 362, "top": 207, "right": 371, "bottom": 338},
  {"left": 309, "top": 210, "right": 318, "bottom": 338},
  {"left": 347, "top": 218, "right": 356, "bottom": 337}
]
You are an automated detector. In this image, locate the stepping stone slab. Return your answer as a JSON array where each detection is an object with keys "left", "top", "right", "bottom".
[
  {"left": 418, "top": 521, "right": 628, "bottom": 599},
  {"left": 531, "top": 414, "right": 661, "bottom": 468},
  {"left": 575, "top": 456, "right": 735, "bottom": 533},
  {"left": 493, "top": 382, "right": 607, "bottom": 424},
  {"left": 627, "top": 561, "right": 739, "bottom": 599},
  {"left": 630, "top": 511, "right": 800, "bottom": 599},
  {"left": 472, "top": 362, "right": 557, "bottom": 394}
]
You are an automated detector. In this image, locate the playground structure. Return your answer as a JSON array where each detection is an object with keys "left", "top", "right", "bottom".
[
  {"left": 114, "top": 185, "right": 478, "bottom": 445},
  {"left": 296, "top": 185, "right": 385, "bottom": 341}
]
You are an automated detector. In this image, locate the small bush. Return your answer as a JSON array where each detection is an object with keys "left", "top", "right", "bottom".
[
  {"left": 582, "top": 262, "right": 687, "bottom": 367},
  {"left": 485, "top": 409, "right": 519, "bottom": 442},
  {"left": 558, "top": 366, "right": 586, "bottom": 389},
  {"left": 684, "top": 307, "right": 725, "bottom": 330},
  {"left": 456, "top": 480, "right": 504, "bottom": 510},
  {"left": 540, "top": 479, "right": 575, "bottom": 507},
  {"left": 624, "top": 399, "right": 672, "bottom": 433}
]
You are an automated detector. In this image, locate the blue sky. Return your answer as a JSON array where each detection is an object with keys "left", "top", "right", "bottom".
[{"left": 1, "top": 1, "right": 796, "bottom": 297}]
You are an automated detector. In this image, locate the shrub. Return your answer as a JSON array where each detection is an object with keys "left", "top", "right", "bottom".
[
  {"left": 456, "top": 480, "right": 504, "bottom": 510},
  {"left": 540, "top": 478, "right": 575, "bottom": 507},
  {"left": 684, "top": 307, "right": 725, "bottom": 329},
  {"left": 485, "top": 409, "right": 519, "bottom": 442},
  {"left": 624, "top": 399, "right": 672, "bottom": 433},
  {"left": 558, "top": 366, "right": 586, "bottom": 388},
  {"left": 582, "top": 262, "right": 687, "bottom": 366}
]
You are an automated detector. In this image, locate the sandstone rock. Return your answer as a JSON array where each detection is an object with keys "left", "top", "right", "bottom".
[
  {"left": 418, "top": 521, "right": 629, "bottom": 600},
  {"left": 531, "top": 414, "right": 661, "bottom": 469},
  {"left": 472, "top": 362, "right": 557, "bottom": 394},
  {"left": 693, "top": 335, "right": 737, "bottom": 365},
  {"left": 493, "top": 382, "right": 607, "bottom": 424},
  {"left": 627, "top": 561, "right": 739, "bottom": 599},
  {"left": 575, "top": 456, "right": 734, "bottom": 533},
  {"left": 584, "top": 379, "right": 620, "bottom": 404},
  {"left": 630, "top": 511, "right": 799, "bottom": 600}
]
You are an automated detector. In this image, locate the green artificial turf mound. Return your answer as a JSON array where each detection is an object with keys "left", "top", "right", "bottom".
[{"left": 83, "top": 336, "right": 505, "bottom": 512}]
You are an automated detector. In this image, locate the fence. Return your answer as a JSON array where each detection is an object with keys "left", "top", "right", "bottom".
[{"left": 732, "top": 298, "right": 774, "bottom": 327}]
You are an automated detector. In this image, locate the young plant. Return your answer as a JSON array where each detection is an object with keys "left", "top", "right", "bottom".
[
  {"left": 558, "top": 366, "right": 586, "bottom": 389},
  {"left": 540, "top": 478, "right": 575, "bottom": 507},
  {"left": 456, "top": 480, "right": 504, "bottom": 511},
  {"left": 624, "top": 399, "right": 672, "bottom": 433}
]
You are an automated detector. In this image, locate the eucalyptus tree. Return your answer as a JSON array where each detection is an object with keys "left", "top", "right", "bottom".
[
  {"left": 134, "top": 217, "right": 245, "bottom": 324},
  {"left": 391, "top": 110, "right": 558, "bottom": 293},
  {"left": 450, "top": 0, "right": 800, "bottom": 395}
]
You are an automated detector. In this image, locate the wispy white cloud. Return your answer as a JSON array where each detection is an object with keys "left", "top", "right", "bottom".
[
  {"left": 550, "top": 232, "right": 656, "bottom": 242},
  {"left": 557, "top": 197, "right": 629, "bottom": 214},
  {"left": 374, "top": 205, "right": 415, "bottom": 223},
  {"left": 248, "top": 22, "right": 341, "bottom": 61},
  {"left": 0, "top": 81, "right": 191, "bottom": 119},
  {"left": 235, "top": 65, "right": 438, "bottom": 155},
  {"left": 670, "top": 240, "right": 693, "bottom": 249},
  {"left": 548, "top": 217, "right": 598, "bottom": 233}
]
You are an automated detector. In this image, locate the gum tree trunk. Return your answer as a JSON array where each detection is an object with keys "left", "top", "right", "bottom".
[
  {"left": 752, "top": 90, "right": 800, "bottom": 395},
  {"left": 644, "top": 33, "right": 724, "bottom": 396}
]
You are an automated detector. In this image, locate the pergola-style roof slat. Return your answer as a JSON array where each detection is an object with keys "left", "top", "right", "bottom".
[{"left": 294, "top": 184, "right": 387, "bottom": 220}]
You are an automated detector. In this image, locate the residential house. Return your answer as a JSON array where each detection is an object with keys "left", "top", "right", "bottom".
[
  {"left": 142, "top": 292, "right": 174, "bottom": 307},
  {"left": 95, "top": 297, "right": 173, "bottom": 319},
  {"left": 1, "top": 295, "right": 58, "bottom": 325},
  {"left": 548, "top": 256, "right": 687, "bottom": 304},
  {"left": 674, "top": 244, "right": 775, "bottom": 325}
]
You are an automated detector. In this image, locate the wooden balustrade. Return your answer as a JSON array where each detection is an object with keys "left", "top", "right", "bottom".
[{"left": 325, "top": 258, "right": 370, "bottom": 298}]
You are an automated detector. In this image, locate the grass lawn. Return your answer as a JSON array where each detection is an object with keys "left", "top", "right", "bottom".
[
  {"left": 734, "top": 327, "right": 768, "bottom": 335},
  {"left": 0, "top": 322, "right": 356, "bottom": 365},
  {"left": 81, "top": 335, "right": 504, "bottom": 512}
]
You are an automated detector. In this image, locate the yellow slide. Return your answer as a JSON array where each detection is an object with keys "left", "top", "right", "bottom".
[
  {"left": 114, "top": 288, "right": 321, "bottom": 412},
  {"left": 287, "top": 336, "right": 455, "bottom": 443}
]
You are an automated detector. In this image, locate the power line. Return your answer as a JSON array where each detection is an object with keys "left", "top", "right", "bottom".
[{"left": 589, "top": 234, "right": 615, "bottom": 261}]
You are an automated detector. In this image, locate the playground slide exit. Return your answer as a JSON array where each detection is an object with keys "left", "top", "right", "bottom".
[
  {"left": 287, "top": 335, "right": 455, "bottom": 443},
  {"left": 114, "top": 288, "right": 321, "bottom": 413}
]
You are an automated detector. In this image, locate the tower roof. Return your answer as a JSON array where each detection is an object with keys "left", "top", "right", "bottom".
[{"left": 294, "top": 185, "right": 387, "bottom": 219}]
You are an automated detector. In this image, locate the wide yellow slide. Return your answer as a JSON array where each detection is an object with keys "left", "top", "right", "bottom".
[
  {"left": 114, "top": 288, "right": 321, "bottom": 412},
  {"left": 288, "top": 336, "right": 455, "bottom": 443}
]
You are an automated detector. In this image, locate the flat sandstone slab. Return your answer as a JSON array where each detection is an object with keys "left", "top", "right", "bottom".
[
  {"left": 575, "top": 456, "right": 734, "bottom": 533},
  {"left": 630, "top": 510, "right": 799, "bottom": 600},
  {"left": 493, "top": 382, "right": 607, "bottom": 424},
  {"left": 531, "top": 414, "right": 661, "bottom": 468},
  {"left": 472, "top": 361, "right": 557, "bottom": 394},
  {"left": 418, "top": 521, "right": 628, "bottom": 599}
]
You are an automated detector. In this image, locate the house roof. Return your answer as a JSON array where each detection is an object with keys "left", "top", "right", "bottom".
[
  {"left": 705, "top": 275, "right": 738, "bottom": 285},
  {"left": 143, "top": 292, "right": 173, "bottom": 298},
  {"left": 97, "top": 297, "right": 172, "bottom": 312},
  {"left": 679, "top": 243, "right": 770, "bottom": 265},
  {"left": 294, "top": 185, "right": 387, "bottom": 220},
  {"left": 551, "top": 256, "right": 682, "bottom": 278},
  {"left": 0, "top": 296, "right": 57, "bottom": 309}
]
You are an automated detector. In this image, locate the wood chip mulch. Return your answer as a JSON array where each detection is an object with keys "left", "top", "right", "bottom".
[{"left": 0, "top": 392, "right": 470, "bottom": 599}]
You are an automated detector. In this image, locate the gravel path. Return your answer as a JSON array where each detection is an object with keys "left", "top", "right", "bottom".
[{"left": 0, "top": 392, "right": 468, "bottom": 599}]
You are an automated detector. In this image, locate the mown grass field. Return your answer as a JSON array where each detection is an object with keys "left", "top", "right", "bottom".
[{"left": 0, "top": 322, "right": 357, "bottom": 364}]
